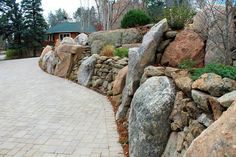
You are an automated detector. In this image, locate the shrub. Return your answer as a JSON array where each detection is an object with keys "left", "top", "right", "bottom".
[
  {"left": 114, "top": 48, "right": 129, "bottom": 58},
  {"left": 100, "top": 44, "right": 115, "bottom": 57},
  {"left": 6, "top": 49, "right": 20, "bottom": 59},
  {"left": 164, "top": 5, "right": 195, "bottom": 30},
  {"left": 121, "top": 9, "right": 151, "bottom": 28},
  {"left": 191, "top": 63, "right": 236, "bottom": 80},
  {"left": 178, "top": 59, "right": 196, "bottom": 71}
]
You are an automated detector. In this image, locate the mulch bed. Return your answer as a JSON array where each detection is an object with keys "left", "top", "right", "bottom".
[{"left": 108, "top": 96, "right": 129, "bottom": 157}]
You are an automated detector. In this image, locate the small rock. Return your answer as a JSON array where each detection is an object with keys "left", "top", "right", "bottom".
[
  {"left": 218, "top": 91, "right": 236, "bottom": 108},
  {"left": 95, "top": 64, "right": 102, "bottom": 68},
  {"left": 165, "top": 31, "right": 178, "bottom": 39},
  {"left": 208, "top": 97, "right": 224, "bottom": 121},
  {"left": 107, "top": 83, "right": 113, "bottom": 91},
  {"left": 117, "top": 59, "right": 128, "bottom": 66},
  {"left": 192, "top": 73, "right": 236, "bottom": 97},
  {"left": 197, "top": 113, "right": 213, "bottom": 127},
  {"left": 144, "top": 66, "right": 165, "bottom": 77},
  {"left": 157, "top": 39, "right": 171, "bottom": 53},
  {"left": 165, "top": 67, "right": 180, "bottom": 78},
  {"left": 113, "top": 66, "right": 128, "bottom": 95},
  {"left": 105, "top": 73, "right": 113, "bottom": 82},
  {"left": 191, "top": 90, "right": 211, "bottom": 112},
  {"left": 102, "top": 81, "right": 109, "bottom": 89},
  {"left": 173, "top": 71, "right": 193, "bottom": 95},
  {"left": 100, "top": 56, "right": 108, "bottom": 61},
  {"left": 92, "top": 79, "right": 103, "bottom": 88}
]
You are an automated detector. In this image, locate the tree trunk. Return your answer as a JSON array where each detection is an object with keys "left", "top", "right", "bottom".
[{"left": 225, "top": 0, "right": 233, "bottom": 65}]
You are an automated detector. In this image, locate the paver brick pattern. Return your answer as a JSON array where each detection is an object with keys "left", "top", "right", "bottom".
[{"left": 0, "top": 58, "right": 123, "bottom": 157}]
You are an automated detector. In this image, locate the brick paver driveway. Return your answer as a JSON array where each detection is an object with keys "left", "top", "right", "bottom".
[{"left": 0, "top": 58, "right": 123, "bottom": 157}]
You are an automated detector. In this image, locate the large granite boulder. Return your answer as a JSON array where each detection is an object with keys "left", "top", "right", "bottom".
[
  {"left": 54, "top": 44, "right": 89, "bottom": 78},
  {"left": 41, "top": 50, "right": 58, "bottom": 74},
  {"left": 192, "top": 73, "right": 236, "bottom": 97},
  {"left": 54, "top": 51, "right": 72, "bottom": 78},
  {"left": 74, "top": 33, "right": 88, "bottom": 46},
  {"left": 40, "top": 45, "right": 52, "bottom": 59},
  {"left": 77, "top": 54, "right": 98, "bottom": 86},
  {"left": 184, "top": 99, "right": 236, "bottom": 157},
  {"left": 88, "top": 28, "right": 143, "bottom": 54},
  {"left": 61, "top": 37, "right": 76, "bottom": 45},
  {"left": 161, "top": 30, "right": 205, "bottom": 67},
  {"left": 129, "top": 76, "right": 176, "bottom": 157},
  {"left": 116, "top": 19, "right": 168, "bottom": 120}
]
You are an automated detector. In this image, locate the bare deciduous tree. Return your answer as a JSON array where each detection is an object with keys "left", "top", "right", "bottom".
[{"left": 194, "top": 0, "right": 235, "bottom": 65}]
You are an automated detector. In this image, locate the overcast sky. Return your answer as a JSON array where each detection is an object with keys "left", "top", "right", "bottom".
[{"left": 16, "top": 0, "right": 96, "bottom": 19}]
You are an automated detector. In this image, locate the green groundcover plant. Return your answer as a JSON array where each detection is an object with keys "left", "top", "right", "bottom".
[{"left": 114, "top": 48, "right": 129, "bottom": 58}]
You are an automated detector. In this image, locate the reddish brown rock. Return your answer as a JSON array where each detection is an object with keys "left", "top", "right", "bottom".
[
  {"left": 113, "top": 66, "right": 128, "bottom": 95},
  {"left": 208, "top": 97, "right": 224, "bottom": 121},
  {"left": 161, "top": 30, "right": 204, "bottom": 67},
  {"left": 184, "top": 99, "right": 236, "bottom": 157},
  {"left": 172, "top": 70, "right": 193, "bottom": 95}
]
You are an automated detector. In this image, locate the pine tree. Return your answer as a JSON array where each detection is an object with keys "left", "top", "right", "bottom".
[
  {"left": 0, "top": 0, "right": 24, "bottom": 50},
  {"left": 21, "top": 0, "right": 47, "bottom": 57},
  {"left": 48, "top": 8, "right": 69, "bottom": 27}
]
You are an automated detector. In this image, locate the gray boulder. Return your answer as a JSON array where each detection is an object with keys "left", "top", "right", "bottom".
[
  {"left": 41, "top": 50, "right": 58, "bottom": 74},
  {"left": 116, "top": 19, "right": 168, "bottom": 120},
  {"left": 116, "top": 48, "right": 139, "bottom": 119},
  {"left": 74, "top": 33, "right": 88, "bottom": 46},
  {"left": 61, "top": 37, "right": 76, "bottom": 45},
  {"left": 77, "top": 54, "right": 98, "bottom": 86},
  {"left": 129, "top": 76, "right": 176, "bottom": 157},
  {"left": 88, "top": 28, "right": 143, "bottom": 54}
]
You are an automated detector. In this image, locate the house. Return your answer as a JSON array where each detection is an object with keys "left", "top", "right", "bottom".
[{"left": 46, "top": 22, "right": 96, "bottom": 45}]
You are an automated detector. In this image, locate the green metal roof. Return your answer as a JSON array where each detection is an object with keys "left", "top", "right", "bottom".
[{"left": 47, "top": 22, "right": 96, "bottom": 34}]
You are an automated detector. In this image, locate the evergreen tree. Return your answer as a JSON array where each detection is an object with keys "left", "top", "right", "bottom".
[
  {"left": 48, "top": 8, "right": 69, "bottom": 27},
  {"left": 144, "top": 0, "right": 165, "bottom": 22},
  {"left": 0, "top": 0, "right": 24, "bottom": 50},
  {"left": 21, "top": 0, "right": 47, "bottom": 56}
]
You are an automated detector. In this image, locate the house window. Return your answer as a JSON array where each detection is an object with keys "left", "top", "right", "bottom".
[
  {"left": 59, "top": 33, "right": 71, "bottom": 41},
  {"left": 48, "top": 35, "right": 53, "bottom": 41}
]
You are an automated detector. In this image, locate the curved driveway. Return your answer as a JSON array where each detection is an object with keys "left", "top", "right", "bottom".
[{"left": 0, "top": 58, "right": 123, "bottom": 157}]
